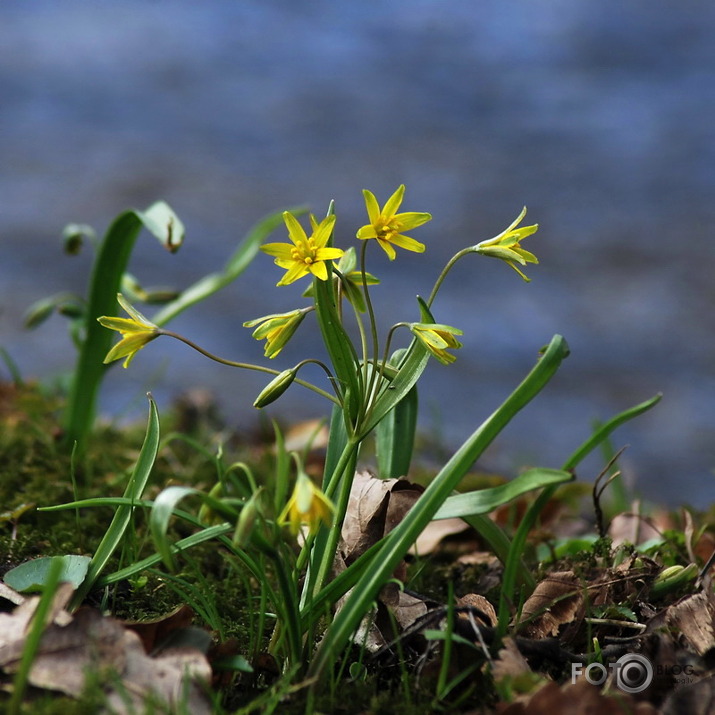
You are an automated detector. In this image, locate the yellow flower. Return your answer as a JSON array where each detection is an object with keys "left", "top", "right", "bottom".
[
  {"left": 97, "top": 294, "right": 159, "bottom": 368},
  {"left": 410, "top": 322, "right": 463, "bottom": 365},
  {"left": 262, "top": 212, "right": 343, "bottom": 286},
  {"left": 243, "top": 309, "right": 308, "bottom": 358},
  {"left": 357, "top": 184, "right": 431, "bottom": 260},
  {"left": 279, "top": 471, "right": 335, "bottom": 535},
  {"left": 474, "top": 207, "right": 539, "bottom": 282},
  {"left": 302, "top": 246, "right": 380, "bottom": 313}
]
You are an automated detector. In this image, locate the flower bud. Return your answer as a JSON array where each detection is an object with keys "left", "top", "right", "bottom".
[{"left": 253, "top": 369, "right": 297, "bottom": 408}]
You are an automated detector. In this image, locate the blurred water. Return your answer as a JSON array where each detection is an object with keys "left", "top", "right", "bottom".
[{"left": 2, "top": 0, "right": 714, "bottom": 504}]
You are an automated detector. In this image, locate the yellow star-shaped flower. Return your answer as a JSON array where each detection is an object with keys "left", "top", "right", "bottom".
[
  {"left": 279, "top": 471, "right": 335, "bottom": 535},
  {"left": 243, "top": 308, "right": 308, "bottom": 358},
  {"left": 474, "top": 207, "right": 539, "bottom": 282},
  {"left": 357, "top": 185, "right": 431, "bottom": 260},
  {"left": 410, "top": 322, "right": 463, "bottom": 365},
  {"left": 97, "top": 294, "right": 159, "bottom": 368},
  {"left": 262, "top": 212, "right": 343, "bottom": 286}
]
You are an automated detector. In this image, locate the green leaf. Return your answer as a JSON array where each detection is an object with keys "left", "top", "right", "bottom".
[
  {"left": 98, "top": 524, "right": 234, "bottom": 586},
  {"left": 496, "top": 391, "right": 663, "bottom": 636},
  {"left": 63, "top": 202, "right": 183, "bottom": 451},
  {"left": 69, "top": 395, "right": 161, "bottom": 610},
  {"left": 137, "top": 201, "right": 185, "bottom": 253},
  {"left": 310, "top": 334, "right": 569, "bottom": 680},
  {"left": 375, "top": 350, "right": 418, "bottom": 479},
  {"left": 150, "top": 486, "right": 201, "bottom": 572},
  {"left": 361, "top": 340, "right": 430, "bottom": 437},
  {"left": 433, "top": 468, "right": 573, "bottom": 519},
  {"left": 4, "top": 555, "right": 91, "bottom": 593},
  {"left": 314, "top": 265, "right": 362, "bottom": 425}
]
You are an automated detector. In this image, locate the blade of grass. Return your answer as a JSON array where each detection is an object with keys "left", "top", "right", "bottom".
[
  {"left": 496, "top": 392, "right": 663, "bottom": 637},
  {"left": 433, "top": 468, "right": 573, "bottom": 520},
  {"left": 309, "top": 334, "right": 569, "bottom": 680},
  {"left": 8, "top": 557, "right": 65, "bottom": 715},
  {"left": 69, "top": 394, "right": 160, "bottom": 610}
]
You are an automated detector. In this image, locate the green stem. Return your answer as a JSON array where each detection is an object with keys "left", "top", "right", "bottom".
[
  {"left": 160, "top": 330, "right": 340, "bottom": 405},
  {"left": 297, "top": 437, "right": 360, "bottom": 612},
  {"left": 358, "top": 322, "right": 408, "bottom": 436},
  {"left": 426, "top": 247, "right": 474, "bottom": 307},
  {"left": 311, "top": 445, "right": 360, "bottom": 598},
  {"left": 359, "top": 241, "right": 382, "bottom": 422}
]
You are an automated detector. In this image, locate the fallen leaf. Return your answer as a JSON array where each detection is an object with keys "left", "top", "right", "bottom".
[
  {"left": 283, "top": 418, "right": 329, "bottom": 452},
  {"left": 492, "top": 637, "right": 532, "bottom": 682},
  {"left": 411, "top": 517, "right": 472, "bottom": 556},
  {"left": 121, "top": 603, "right": 196, "bottom": 654},
  {"left": 457, "top": 593, "right": 497, "bottom": 627},
  {"left": 0, "top": 596, "right": 213, "bottom": 713},
  {"left": 497, "top": 679, "right": 660, "bottom": 714},
  {"left": 379, "top": 584, "right": 429, "bottom": 631},
  {"left": 340, "top": 471, "right": 423, "bottom": 564},
  {"left": 519, "top": 571, "right": 583, "bottom": 639},
  {"left": 664, "top": 589, "right": 715, "bottom": 656}
]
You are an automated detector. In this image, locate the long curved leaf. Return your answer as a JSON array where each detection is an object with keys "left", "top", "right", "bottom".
[
  {"left": 69, "top": 395, "right": 161, "bottom": 609},
  {"left": 310, "top": 334, "right": 570, "bottom": 679},
  {"left": 64, "top": 203, "right": 183, "bottom": 450},
  {"left": 433, "top": 468, "right": 573, "bottom": 520}
]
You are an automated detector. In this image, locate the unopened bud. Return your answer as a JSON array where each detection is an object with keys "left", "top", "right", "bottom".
[
  {"left": 253, "top": 369, "right": 297, "bottom": 408},
  {"left": 233, "top": 492, "right": 262, "bottom": 548},
  {"left": 651, "top": 563, "right": 697, "bottom": 597}
]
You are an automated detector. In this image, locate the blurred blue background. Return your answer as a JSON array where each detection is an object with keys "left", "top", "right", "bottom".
[{"left": 2, "top": 0, "right": 714, "bottom": 504}]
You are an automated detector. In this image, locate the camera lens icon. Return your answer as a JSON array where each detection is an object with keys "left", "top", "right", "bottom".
[{"left": 614, "top": 654, "right": 653, "bottom": 693}]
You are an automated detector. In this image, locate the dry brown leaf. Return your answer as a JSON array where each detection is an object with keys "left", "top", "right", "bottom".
[
  {"left": 609, "top": 513, "right": 662, "bottom": 547},
  {"left": 456, "top": 593, "right": 497, "bottom": 627},
  {"left": 379, "top": 585, "right": 429, "bottom": 631},
  {"left": 411, "top": 517, "right": 472, "bottom": 556},
  {"left": 340, "top": 471, "right": 423, "bottom": 564},
  {"left": 492, "top": 637, "right": 532, "bottom": 682},
  {"left": 0, "top": 581, "right": 25, "bottom": 607},
  {"left": 0, "top": 597, "right": 213, "bottom": 713},
  {"left": 520, "top": 571, "right": 583, "bottom": 639},
  {"left": 665, "top": 589, "right": 715, "bottom": 656},
  {"left": 283, "top": 418, "right": 329, "bottom": 452},
  {"left": 121, "top": 603, "right": 195, "bottom": 654},
  {"left": 497, "top": 679, "right": 660, "bottom": 714}
]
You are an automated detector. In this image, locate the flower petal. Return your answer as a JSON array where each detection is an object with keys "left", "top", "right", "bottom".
[
  {"left": 97, "top": 316, "right": 144, "bottom": 333},
  {"left": 312, "top": 214, "right": 337, "bottom": 248},
  {"left": 376, "top": 238, "right": 397, "bottom": 260},
  {"left": 362, "top": 189, "right": 381, "bottom": 225},
  {"left": 261, "top": 242, "right": 295, "bottom": 259},
  {"left": 282, "top": 211, "right": 308, "bottom": 246},
  {"left": 117, "top": 294, "right": 154, "bottom": 326},
  {"left": 389, "top": 233, "right": 426, "bottom": 254},
  {"left": 382, "top": 184, "right": 405, "bottom": 218},
  {"left": 104, "top": 332, "right": 153, "bottom": 364},
  {"left": 278, "top": 262, "right": 309, "bottom": 286},
  {"left": 392, "top": 211, "right": 432, "bottom": 231},
  {"left": 356, "top": 225, "right": 377, "bottom": 240},
  {"left": 309, "top": 261, "right": 329, "bottom": 281},
  {"left": 315, "top": 247, "right": 344, "bottom": 261}
]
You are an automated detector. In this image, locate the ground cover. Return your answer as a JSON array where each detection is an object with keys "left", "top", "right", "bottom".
[{"left": 1, "top": 380, "right": 713, "bottom": 714}]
